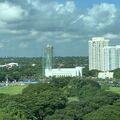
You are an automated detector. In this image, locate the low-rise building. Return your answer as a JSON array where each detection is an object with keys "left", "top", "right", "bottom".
[
  {"left": 98, "top": 72, "right": 114, "bottom": 79},
  {"left": 45, "top": 67, "right": 83, "bottom": 77}
]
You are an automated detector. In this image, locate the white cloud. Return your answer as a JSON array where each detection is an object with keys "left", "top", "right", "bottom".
[
  {"left": 27, "top": 0, "right": 76, "bottom": 15},
  {"left": 0, "top": 0, "right": 120, "bottom": 56},
  {"left": 73, "top": 3, "right": 117, "bottom": 30},
  {"left": 55, "top": 1, "right": 76, "bottom": 14},
  {"left": 27, "top": 0, "right": 40, "bottom": 10},
  {"left": 0, "top": 2, "right": 26, "bottom": 23}
]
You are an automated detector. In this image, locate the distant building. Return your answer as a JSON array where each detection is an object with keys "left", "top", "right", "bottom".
[
  {"left": 89, "top": 37, "right": 109, "bottom": 71},
  {"left": 103, "top": 46, "right": 117, "bottom": 71},
  {"left": 89, "top": 37, "right": 120, "bottom": 72},
  {"left": 43, "top": 44, "right": 53, "bottom": 69},
  {"left": 45, "top": 67, "right": 83, "bottom": 77},
  {"left": 103, "top": 45, "right": 120, "bottom": 71},
  {"left": 42, "top": 44, "right": 53, "bottom": 76},
  {"left": 98, "top": 72, "right": 114, "bottom": 79},
  {"left": 116, "top": 45, "right": 120, "bottom": 68},
  {"left": 0, "top": 63, "right": 18, "bottom": 69},
  {"left": 43, "top": 44, "right": 83, "bottom": 78}
]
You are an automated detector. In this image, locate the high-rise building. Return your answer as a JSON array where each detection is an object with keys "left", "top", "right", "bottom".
[
  {"left": 42, "top": 44, "right": 53, "bottom": 76},
  {"left": 103, "top": 46, "right": 117, "bottom": 71},
  {"left": 103, "top": 45, "right": 120, "bottom": 71},
  {"left": 43, "top": 44, "right": 83, "bottom": 78},
  {"left": 89, "top": 37, "right": 109, "bottom": 71},
  {"left": 116, "top": 46, "right": 120, "bottom": 68},
  {"left": 89, "top": 37, "right": 120, "bottom": 72}
]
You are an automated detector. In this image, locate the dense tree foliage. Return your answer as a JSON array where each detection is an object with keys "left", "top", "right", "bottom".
[
  {"left": 0, "top": 57, "right": 42, "bottom": 81},
  {"left": 0, "top": 76, "right": 120, "bottom": 119},
  {"left": 0, "top": 83, "right": 67, "bottom": 120},
  {"left": 113, "top": 68, "right": 120, "bottom": 79},
  {"left": 54, "top": 57, "right": 88, "bottom": 68},
  {"left": 50, "top": 77, "right": 71, "bottom": 88},
  {"left": 84, "top": 100, "right": 120, "bottom": 120},
  {"left": 0, "top": 57, "right": 120, "bottom": 119},
  {"left": 46, "top": 78, "right": 120, "bottom": 120},
  {"left": 0, "top": 57, "right": 88, "bottom": 81},
  {"left": 83, "top": 67, "right": 100, "bottom": 77}
]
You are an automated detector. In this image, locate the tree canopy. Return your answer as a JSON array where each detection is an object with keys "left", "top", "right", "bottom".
[{"left": 0, "top": 77, "right": 120, "bottom": 120}]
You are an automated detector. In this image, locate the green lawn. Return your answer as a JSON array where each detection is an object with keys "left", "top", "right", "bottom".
[
  {"left": 0, "top": 85, "right": 27, "bottom": 95},
  {"left": 108, "top": 87, "right": 120, "bottom": 94}
]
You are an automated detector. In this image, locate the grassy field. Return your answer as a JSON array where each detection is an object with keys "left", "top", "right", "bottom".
[
  {"left": 0, "top": 85, "right": 27, "bottom": 95},
  {"left": 108, "top": 87, "right": 120, "bottom": 94}
]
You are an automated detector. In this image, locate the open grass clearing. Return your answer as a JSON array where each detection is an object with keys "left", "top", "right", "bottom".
[
  {"left": 108, "top": 87, "right": 120, "bottom": 94},
  {"left": 0, "top": 85, "right": 27, "bottom": 95}
]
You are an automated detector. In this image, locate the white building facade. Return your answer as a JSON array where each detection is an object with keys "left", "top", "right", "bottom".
[
  {"left": 103, "top": 45, "right": 120, "bottom": 71},
  {"left": 103, "top": 46, "right": 117, "bottom": 71},
  {"left": 89, "top": 37, "right": 109, "bottom": 71},
  {"left": 45, "top": 67, "right": 83, "bottom": 77},
  {"left": 116, "top": 46, "right": 120, "bottom": 68},
  {"left": 89, "top": 37, "right": 120, "bottom": 72},
  {"left": 98, "top": 72, "right": 114, "bottom": 79}
]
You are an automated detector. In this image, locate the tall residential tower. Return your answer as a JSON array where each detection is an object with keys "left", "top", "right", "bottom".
[
  {"left": 103, "top": 46, "right": 117, "bottom": 71},
  {"left": 42, "top": 44, "right": 53, "bottom": 76},
  {"left": 103, "top": 45, "right": 120, "bottom": 71},
  {"left": 89, "top": 37, "right": 109, "bottom": 71}
]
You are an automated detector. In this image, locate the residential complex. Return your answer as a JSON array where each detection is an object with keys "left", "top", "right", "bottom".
[
  {"left": 103, "top": 46, "right": 117, "bottom": 71},
  {"left": 89, "top": 37, "right": 109, "bottom": 71},
  {"left": 89, "top": 37, "right": 120, "bottom": 71}
]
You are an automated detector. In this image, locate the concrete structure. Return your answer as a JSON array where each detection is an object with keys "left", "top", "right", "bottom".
[
  {"left": 0, "top": 63, "right": 18, "bottom": 69},
  {"left": 103, "top": 46, "right": 117, "bottom": 71},
  {"left": 43, "top": 44, "right": 83, "bottom": 78},
  {"left": 89, "top": 37, "right": 109, "bottom": 71},
  {"left": 43, "top": 44, "right": 53, "bottom": 76},
  {"left": 103, "top": 45, "right": 120, "bottom": 71},
  {"left": 43, "top": 44, "right": 53, "bottom": 69},
  {"left": 116, "top": 45, "right": 120, "bottom": 68},
  {"left": 98, "top": 72, "right": 114, "bottom": 79},
  {"left": 89, "top": 37, "right": 120, "bottom": 72},
  {"left": 45, "top": 67, "right": 83, "bottom": 77}
]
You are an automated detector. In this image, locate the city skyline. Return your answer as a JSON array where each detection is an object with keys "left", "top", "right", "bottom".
[{"left": 0, "top": 0, "right": 120, "bottom": 57}]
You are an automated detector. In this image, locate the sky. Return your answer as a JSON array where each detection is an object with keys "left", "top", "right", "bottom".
[{"left": 0, "top": 0, "right": 120, "bottom": 57}]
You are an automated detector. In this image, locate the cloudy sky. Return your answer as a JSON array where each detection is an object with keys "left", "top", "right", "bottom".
[{"left": 0, "top": 0, "right": 120, "bottom": 57}]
